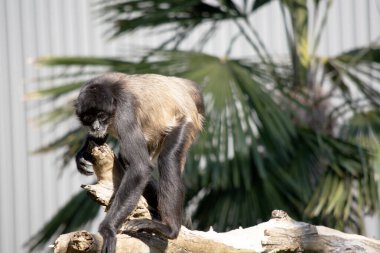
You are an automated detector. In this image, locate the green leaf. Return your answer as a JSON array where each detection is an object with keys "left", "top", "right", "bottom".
[
  {"left": 252, "top": 0, "right": 273, "bottom": 11},
  {"left": 37, "top": 56, "right": 132, "bottom": 67},
  {"left": 97, "top": 0, "right": 244, "bottom": 38},
  {"left": 26, "top": 82, "right": 81, "bottom": 100},
  {"left": 32, "top": 103, "right": 75, "bottom": 126},
  {"left": 336, "top": 47, "right": 380, "bottom": 64},
  {"left": 282, "top": 0, "right": 309, "bottom": 85}
]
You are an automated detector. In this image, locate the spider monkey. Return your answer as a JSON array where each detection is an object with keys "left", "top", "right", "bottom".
[{"left": 75, "top": 72, "right": 204, "bottom": 253}]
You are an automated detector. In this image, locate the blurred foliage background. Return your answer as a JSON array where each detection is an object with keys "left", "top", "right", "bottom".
[{"left": 26, "top": 0, "right": 380, "bottom": 251}]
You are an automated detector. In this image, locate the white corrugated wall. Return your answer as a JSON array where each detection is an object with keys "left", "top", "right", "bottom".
[{"left": 0, "top": 0, "right": 379, "bottom": 252}]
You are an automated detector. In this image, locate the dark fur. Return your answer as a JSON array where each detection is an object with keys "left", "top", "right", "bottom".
[{"left": 75, "top": 73, "right": 204, "bottom": 253}]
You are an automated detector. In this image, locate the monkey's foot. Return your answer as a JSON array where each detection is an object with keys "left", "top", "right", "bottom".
[
  {"left": 123, "top": 219, "right": 176, "bottom": 239},
  {"left": 123, "top": 219, "right": 153, "bottom": 233},
  {"left": 123, "top": 219, "right": 167, "bottom": 238}
]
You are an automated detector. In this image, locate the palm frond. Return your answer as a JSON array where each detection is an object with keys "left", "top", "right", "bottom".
[
  {"left": 96, "top": 0, "right": 245, "bottom": 38},
  {"left": 252, "top": 0, "right": 273, "bottom": 11},
  {"left": 31, "top": 102, "right": 75, "bottom": 126},
  {"left": 336, "top": 47, "right": 380, "bottom": 64},
  {"left": 302, "top": 129, "right": 377, "bottom": 232},
  {"left": 321, "top": 46, "right": 380, "bottom": 121},
  {"left": 34, "top": 127, "right": 85, "bottom": 168},
  {"left": 26, "top": 82, "right": 81, "bottom": 100}
]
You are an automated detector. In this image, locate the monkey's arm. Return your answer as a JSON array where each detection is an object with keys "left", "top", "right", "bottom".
[{"left": 99, "top": 109, "right": 152, "bottom": 253}]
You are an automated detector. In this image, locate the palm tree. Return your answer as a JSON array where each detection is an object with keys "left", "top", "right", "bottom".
[{"left": 27, "top": 0, "right": 380, "bottom": 251}]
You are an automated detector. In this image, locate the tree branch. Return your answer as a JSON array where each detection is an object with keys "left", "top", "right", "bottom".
[{"left": 51, "top": 144, "right": 380, "bottom": 253}]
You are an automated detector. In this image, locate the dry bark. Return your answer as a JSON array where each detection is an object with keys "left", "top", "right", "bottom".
[{"left": 52, "top": 144, "right": 380, "bottom": 253}]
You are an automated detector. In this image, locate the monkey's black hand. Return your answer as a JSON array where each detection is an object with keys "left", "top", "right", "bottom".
[
  {"left": 75, "top": 134, "right": 104, "bottom": 175},
  {"left": 99, "top": 224, "right": 117, "bottom": 253},
  {"left": 75, "top": 148, "right": 94, "bottom": 175}
]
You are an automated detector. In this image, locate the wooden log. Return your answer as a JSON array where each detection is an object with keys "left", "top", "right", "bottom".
[
  {"left": 52, "top": 210, "right": 380, "bottom": 253},
  {"left": 51, "top": 144, "right": 380, "bottom": 253}
]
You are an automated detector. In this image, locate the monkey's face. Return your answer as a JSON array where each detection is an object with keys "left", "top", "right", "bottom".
[
  {"left": 75, "top": 80, "right": 117, "bottom": 138},
  {"left": 80, "top": 111, "right": 111, "bottom": 138}
]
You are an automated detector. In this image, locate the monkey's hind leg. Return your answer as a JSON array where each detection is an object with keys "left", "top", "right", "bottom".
[{"left": 124, "top": 121, "right": 197, "bottom": 239}]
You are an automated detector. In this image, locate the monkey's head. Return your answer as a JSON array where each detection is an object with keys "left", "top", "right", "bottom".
[{"left": 75, "top": 81, "right": 116, "bottom": 139}]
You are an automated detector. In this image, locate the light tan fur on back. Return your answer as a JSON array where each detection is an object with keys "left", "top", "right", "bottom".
[{"left": 117, "top": 74, "right": 204, "bottom": 157}]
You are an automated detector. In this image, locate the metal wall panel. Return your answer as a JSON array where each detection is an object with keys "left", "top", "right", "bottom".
[
  {"left": 0, "top": 0, "right": 379, "bottom": 252},
  {"left": 0, "top": 1, "right": 103, "bottom": 252}
]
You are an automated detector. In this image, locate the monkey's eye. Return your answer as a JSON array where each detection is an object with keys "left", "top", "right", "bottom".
[
  {"left": 81, "top": 115, "right": 95, "bottom": 125},
  {"left": 97, "top": 112, "right": 109, "bottom": 122}
]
